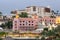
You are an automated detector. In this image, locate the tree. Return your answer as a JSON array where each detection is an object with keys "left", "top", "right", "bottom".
[
  {"left": 42, "top": 27, "right": 56, "bottom": 37},
  {"left": 41, "top": 25, "right": 60, "bottom": 40},
  {"left": 0, "top": 12, "right": 2, "bottom": 16},
  {"left": 5, "top": 20, "right": 13, "bottom": 29},
  {"left": 55, "top": 38, "right": 60, "bottom": 40},
  {"left": 0, "top": 20, "right": 13, "bottom": 29},
  {"left": 0, "top": 32, "right": 5, "bottom": 38},
  {"left": 19, "top": 12, "right": 28, "bottom": 18},
  {"left": 42, "top": 28, "right": 48, "bottom": 35},
  {"left": 44, "top": 28, "right": 48, "bottom": 31},
  {"left": 0, "top": 38, "right": 2, "bottom": 40},
  {"left": 41, "top": 36, "right": 45, "bottom": 40},
  {"left": 55, "top": 24, "right": 60, "bottom": 33},
  {"left": 35, "top": 36, "right": 39, "bottom": 40},
  {"left": 50, "top": 16, "right": 56, "bottom": 18},
  {"left": 51, "top": 10, "right": 54, "bottom": 15},
  {"left": 0, "top": 23, "right": 6, "bottom": 29},
  {"left": 3, "top": 16, "right": 7, "bottom": 20},
  {"left": 0, "top": 32, "right": 8, "bottom": 38},
  {"left": 47, "top": 30, "right": 56, "bottom": 36},
  {"left": 56, "top": 10, "right": 59, "bottom": 14},
  {"left": 55, "top": 24, "right": 60, "bottom": 38},
  {"left": 50, "top": 10, "right": 56, "bottom": 18},
  {"left": 41, "top": 28, "right": 48, "bottom": 37},
  {"left": 12, "top": 16, "right": 16, "bottom": 18}
]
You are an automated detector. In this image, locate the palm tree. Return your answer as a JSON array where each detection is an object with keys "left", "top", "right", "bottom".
[
  {"left": 51, "top": 10, "right": 54, "bottom": 15},
  {"left": 50, "top": 10, "right": 56, "bottom": 18},
  {"left": 56, "top": 10, "right": 59, "bottom": 14}
]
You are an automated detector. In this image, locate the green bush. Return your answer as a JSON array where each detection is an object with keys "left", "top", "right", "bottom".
[
  {"left": 55, "top": 38, "right": 60, "bottom": 40},
  {"left": 0, "top": 32, "right": 8, "bottom": 38},
  {"left": 0, "top": 38, "right": 2, "bottom": 40}
]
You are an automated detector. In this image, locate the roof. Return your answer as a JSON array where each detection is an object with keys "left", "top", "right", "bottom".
[{"left": 26, "top": 6, "right": 50, "bottom": 8}]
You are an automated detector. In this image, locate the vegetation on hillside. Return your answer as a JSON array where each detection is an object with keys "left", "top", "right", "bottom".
[{"left": 19, "top": 12, "right": 28, "bottom": 18}]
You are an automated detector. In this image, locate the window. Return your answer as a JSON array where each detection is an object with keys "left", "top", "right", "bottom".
[
  {"left": 29, "top": 24, "right": 30, "bottom": 25},
  {"left": 44, "top": 8, "right": 50, "bottom": 13},
  {"left": 23, "top": 24, "right": 24, "bottom": 25},
  {"left": 50, "top": 20, "right": 51, "bottom": 22},
  {"left": 15, "top": 27, "right": 17, "bottom": 28},
  {"left": 52, "top": 20, "right": 54, "bottom": 22},
  {"left": 29, "top": 21, "right": 30, "bottom": 23},
  {"left": 26, "top": 22, "right": 28, "bottom": 25},
  {"left": 33, "top": 6, "right": 36, "bottom": 11},
  {"left": 45, "top": 20, "right": 46, "bottom": 21},
  {"left": 20, "top": 24, "right": 21, "bottom": 25},
  {"left": 20, "top": 27, "right": 22, "bottom": 28},
  {"left": 15, "top": 24, "right": 17, "bottom": 26},
  {"left": 22, "top": 27, "right": 24, "bottom": 28},
  {"left": 40, "top": 20, "right": 42, "bottom": 21},
  {"left": 20, "top": 21, "right": 21, "bottom": 22},
  {"left": 32, "top": 21, "right": 33, "bottom": 23},
  {"left": 23, "top": 21, "right": 25, "bottom": 22},
  {"left": 32, "top": 24, "right": 33, "bottom": 25},
  {"left": 15, "top": 21, "right": 17, "bottom": 23}
]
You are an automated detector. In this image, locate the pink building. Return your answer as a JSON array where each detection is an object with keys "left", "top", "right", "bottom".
[
  {"left": 13, "top": 18, "right": 38, "bottom": 31},
  {"left": 39, "top": 17, "right": 56, "bottom": 25},
  {"left": 13, "top": 15, "right": 56, "bottom": 31}
]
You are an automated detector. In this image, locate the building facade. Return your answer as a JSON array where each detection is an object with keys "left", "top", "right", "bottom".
[
  {"left": 13, "top": 14, "right": 38, "bottom": 31},
  {"left": 11, "top": 6, "right": 52, "bottom": 17},
  {"left": 26, "top": 6, "right": 52, "bottom": 17},
  {"left": 13, "top": 15, "right": 56, "bottom": 31},
  {"left": 13, "top": 18, "right": 38, "bottom": 31}
]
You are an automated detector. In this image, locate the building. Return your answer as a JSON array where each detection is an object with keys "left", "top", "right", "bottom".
[
  {"left": 56, "top": 16, "right": 60, "bottom": 24},
  {"left": 11, "top": 6, "right": 52, "bottom": 17},
  {"left": 13, "top": 14, "right": 38, "bottom": 31},
  {"left": 26, "top": 6, "right": 52, "bottom": 17},
  {"left": 0, "top": 16, "right": 7, "bottom": 25},
  {"left": 39, "top": 17, "right": 56, "bottom": 25},
  {"left": 13, "top": 14, "right": 57, "bottom": 31},
  {"left": 0, "top": 15, "right": 12, "bottom": 26}
]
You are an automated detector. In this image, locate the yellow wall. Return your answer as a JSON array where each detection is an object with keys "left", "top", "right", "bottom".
[
  {"left": 56, "top": 17, "right": 60, "bottom": 24},
  {"left": 16, "top": 14, "right": 19, "bottom": 18}
]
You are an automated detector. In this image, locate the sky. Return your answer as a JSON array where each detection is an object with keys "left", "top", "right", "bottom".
[{"left": 0, "top": 0, "right": 60, "bottom": 16}]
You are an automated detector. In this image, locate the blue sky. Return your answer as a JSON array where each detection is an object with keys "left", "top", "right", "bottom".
[{"left": 0, "top": 0, "right": 60, "bottom": 15}]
